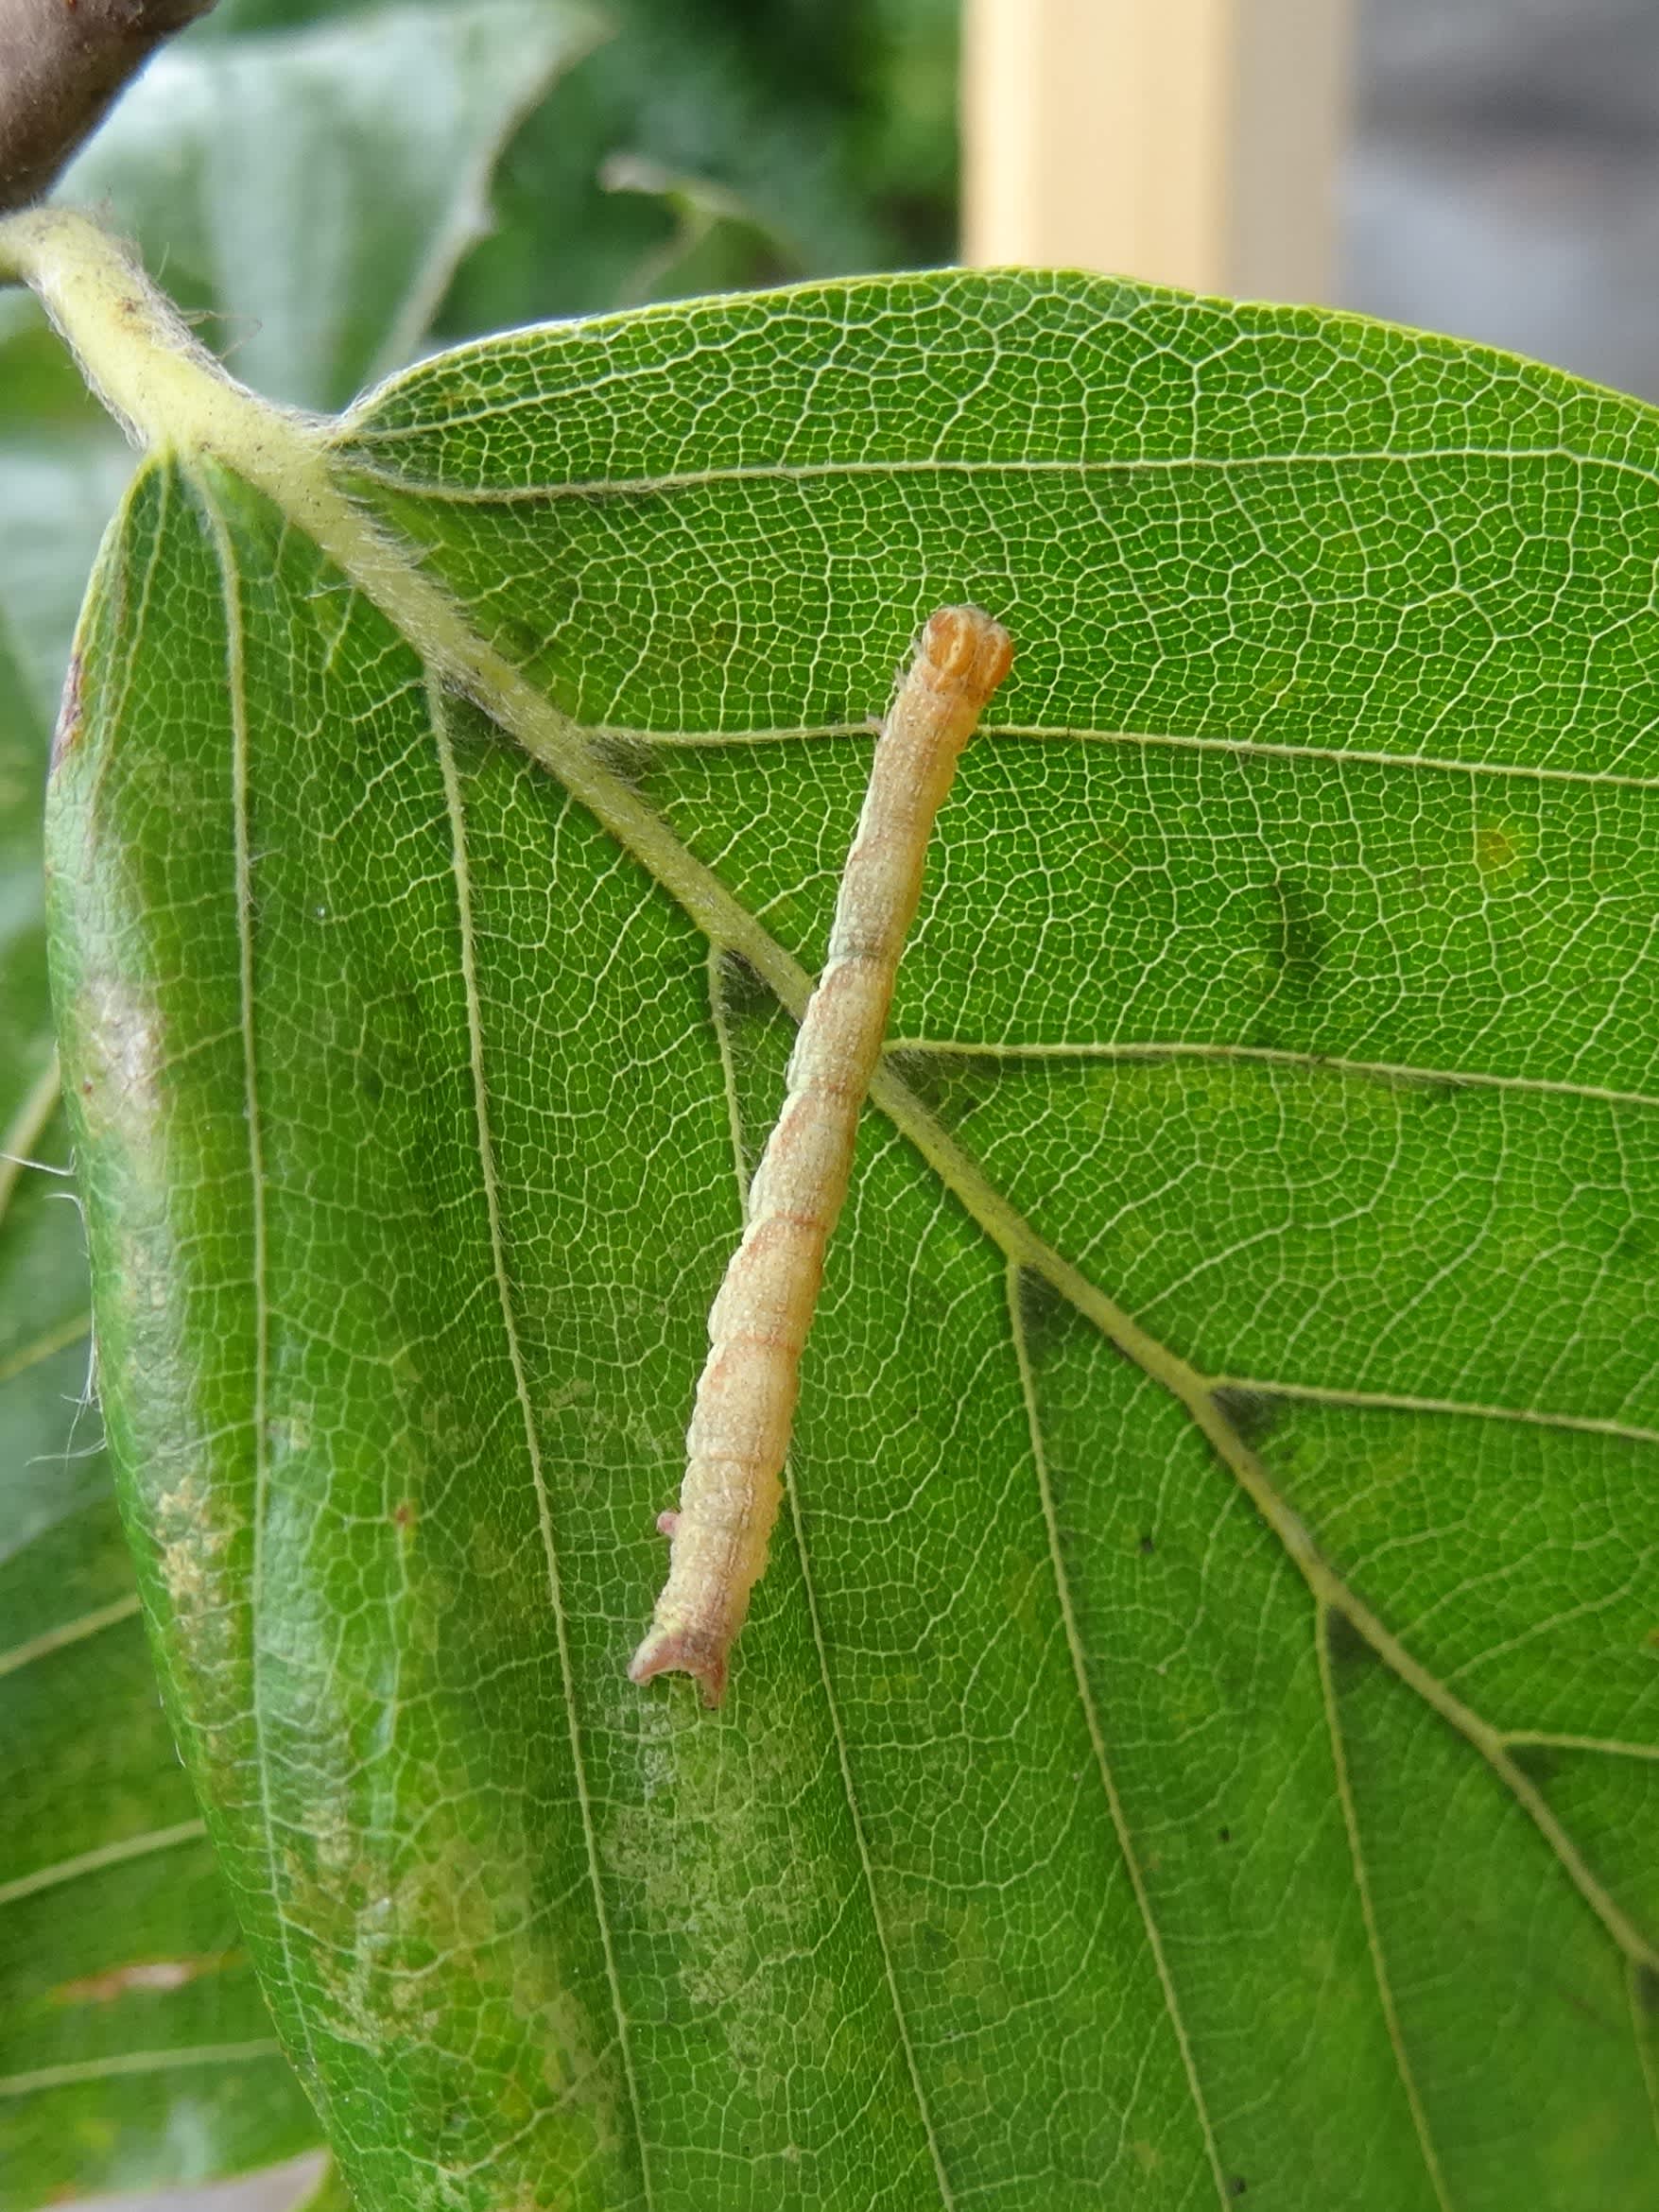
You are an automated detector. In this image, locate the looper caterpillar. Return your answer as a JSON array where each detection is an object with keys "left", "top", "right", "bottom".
[{"left": 630, "top": 605, "right": 1015, "bottom": 1704}]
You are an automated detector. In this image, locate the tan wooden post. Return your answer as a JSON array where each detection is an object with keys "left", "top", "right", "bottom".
[{"left": 960, "top": 0, "right": 1352, "bottom": 302}]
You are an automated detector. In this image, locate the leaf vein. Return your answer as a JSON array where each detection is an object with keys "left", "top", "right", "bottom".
[
  {"left": 199, "top": 468, "right": 331, "bottom": 2130},
  {"left": 336, "top": 445, "right": 1659, "bottom": 501},
  {"left": 0, "top": 1817, "right": 208, "bottom": 1908},
  {"left": 887, "top": 1040, "right": 1659, "bottom": 1115},
  {"left": 1007, "top": 1259, "right": 1230, "bottom": 2207},
  {"left": 0, "top": 1052, "right": 64, "bottom": 1233},
  {"left": 433, "top": 684, "right": 659, "bottom": 2210},
  {"left": 594, "top": 721, "right": 1659, "bottom": 793},
  {"left": 1207, "top": 1375, "right": 1659, "bottom": 1449},
  {"left": 0, "top": 2039, "right": 284, "bottom": 2099},
  {"left": 1316, "top": 1599, "right": 1454, "bottom": 2211}
]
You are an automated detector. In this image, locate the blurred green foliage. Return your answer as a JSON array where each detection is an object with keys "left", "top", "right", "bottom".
[{"left": 213, "top": 0, "right": 963, "bottom": 330}]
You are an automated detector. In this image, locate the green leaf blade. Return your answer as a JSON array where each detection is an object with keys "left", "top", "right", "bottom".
[
  {"left": 40, "top": 257, "right": 1659, "bottom": 2206},
  {"left": 0, "top": 1482, "right": 319, "bottom": 2203},
  {"left": 338, "top": 270, "right": 1659, "bottom": 774}
]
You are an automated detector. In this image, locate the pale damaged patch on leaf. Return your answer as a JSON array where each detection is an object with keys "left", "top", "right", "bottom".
[
  {"left": 155, "top": 1470, "right": 236, "bottom": 1614},
  {"left": 75, "top": 967, "right": 167, "bottom": 1131}
]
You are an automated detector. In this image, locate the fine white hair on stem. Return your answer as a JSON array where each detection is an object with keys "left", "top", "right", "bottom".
[{"left": 630, "top": 604, "right": 1015, "bottom": 1706}]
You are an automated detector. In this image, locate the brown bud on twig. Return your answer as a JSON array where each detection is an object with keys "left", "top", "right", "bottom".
[{"left": 0, "top": 0, "right": 219, "bottom": 215}]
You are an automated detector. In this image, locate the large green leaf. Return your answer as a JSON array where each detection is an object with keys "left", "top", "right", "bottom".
[{"left": 16, "top": 208, "right": 1659, "bottom": 2207}]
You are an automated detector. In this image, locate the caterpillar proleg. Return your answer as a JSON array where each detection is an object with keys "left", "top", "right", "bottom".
[{"left": 629, "top": 605, "right": 1015, "bottom": 1705}]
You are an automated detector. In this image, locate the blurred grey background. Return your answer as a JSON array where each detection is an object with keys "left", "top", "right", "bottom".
[{"left": 1345, "top": 0, "right": 1659, "bottom": 400}]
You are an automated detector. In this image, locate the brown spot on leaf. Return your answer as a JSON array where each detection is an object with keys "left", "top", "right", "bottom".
[
  {"left": 1211, "top": 1384, "right": 1283, "bottom": 1449},
  {"left": 50, "top": 650, "right": 83, "bottom": 770},
  {"left": 1473, "top": 816, "right": 1534, "bottom": 880},
  {"left": 1323, "top": 1605, "right": 1372, "bottom": 1671}
]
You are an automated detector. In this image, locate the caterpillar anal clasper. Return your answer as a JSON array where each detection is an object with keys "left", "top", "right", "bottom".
[{"left": 629, "top": 604, "right": 1015, "bottom": 1706}]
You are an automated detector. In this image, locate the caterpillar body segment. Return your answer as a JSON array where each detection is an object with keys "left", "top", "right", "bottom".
[{"left": 630, "top": 606, "right": 1015, "bottom": 1705}]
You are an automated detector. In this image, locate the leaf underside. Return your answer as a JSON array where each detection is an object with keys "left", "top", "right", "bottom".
[{"left": 43, "top": 268, "right": 1659, "bottom": 2209}]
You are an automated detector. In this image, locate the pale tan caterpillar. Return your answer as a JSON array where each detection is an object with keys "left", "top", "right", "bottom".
[{"left": 629, "top": 605, "right": 1015, "bottom": 1705}]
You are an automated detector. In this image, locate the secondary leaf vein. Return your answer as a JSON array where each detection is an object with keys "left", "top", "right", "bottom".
[{"left": 433, "top": 683, "right": 659, "bottom": 2210}]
